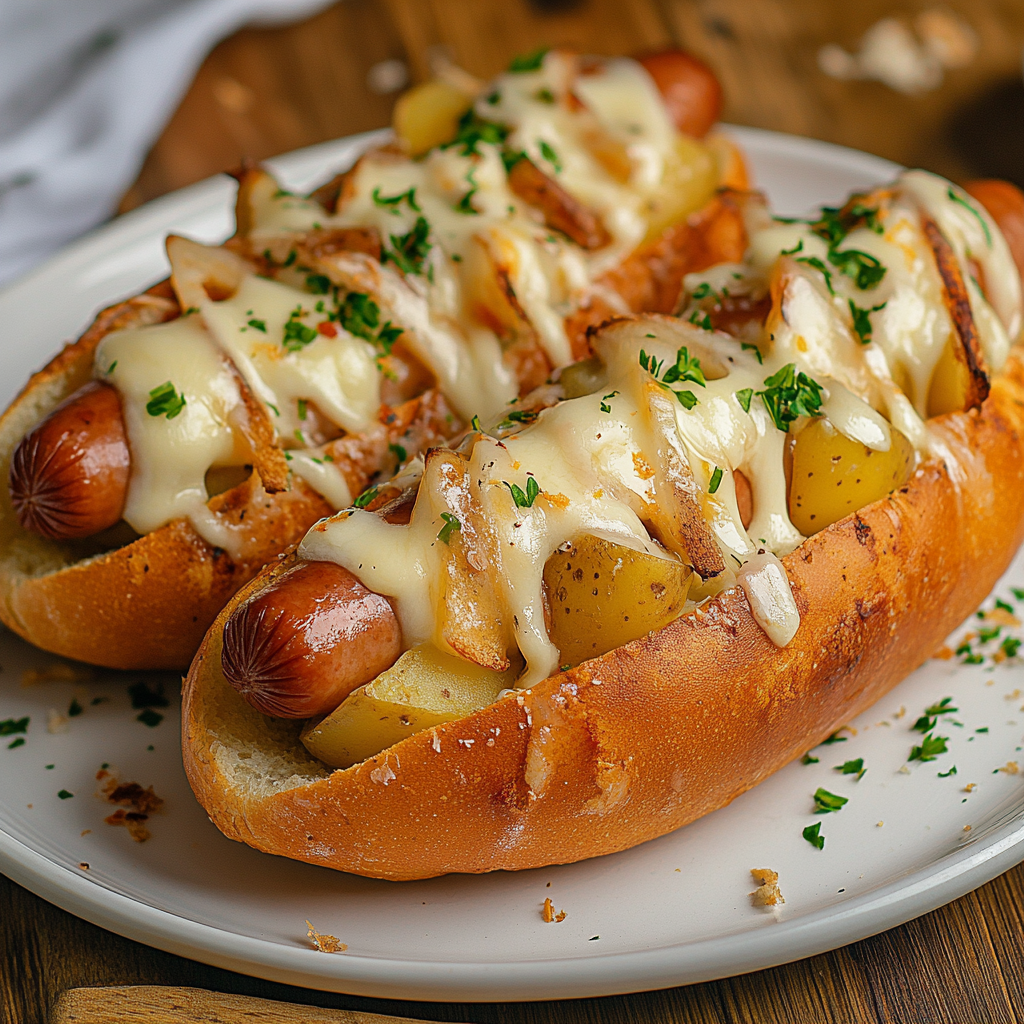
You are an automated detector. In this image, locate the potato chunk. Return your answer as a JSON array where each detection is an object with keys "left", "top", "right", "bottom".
[
  {"left": 393, "top": 81, "right": 473, "bottom": 157},
  {"left": 788, "top": 418, "right": 914, "bottom": 536},
  {"left": 544, "top": 534, "right": 693, "bottom": 667},
  {"left": 642, "top": 136, "right": 719, "bottom": 243},
  {"left": 300, "top": 644, "right": 516, "bottom": 769}
]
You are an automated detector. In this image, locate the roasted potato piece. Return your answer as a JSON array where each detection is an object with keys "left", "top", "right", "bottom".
[
  {"left": 927, "top": 335, "right": 972, "bottom": 418},
  {"left": 393, "top": 80, "right": 473, "bottom": 157},
  {"left": 300, "top": 643, "right": 516, "bottom": 768},
  {"left": 642, "top": 136, "right": 719, "bottom": 243},
  {"left": 544, "top": 534, "right": 693, "bottom": 667},
  {"left": 788, "top": 418, "right": 914, "bottom": 536}
]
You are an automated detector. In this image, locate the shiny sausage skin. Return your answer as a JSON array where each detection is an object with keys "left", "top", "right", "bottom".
[
  {"left": 221, "top": 559, "right": 402, "bottom": 719},
  {"left": 965, "top": 179, "right": 1024, "bottom": 289},
  {"left": 9, "top": 381, "right": 130, "bottom": 540},
  {"left": 636, "top": 50, "right": 723, "bottom": 139}
]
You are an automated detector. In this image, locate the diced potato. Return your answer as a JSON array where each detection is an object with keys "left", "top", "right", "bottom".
[
  {"left": 788, "top": 418, "right": 915, "bottom": 536},
  {"left": 927, "top": 336, "right": 970, "bottom": 417},
  {"left": 544, "top": 534, "right": 693, "bottom": 667},
  {"left": 642, "top": 135, "right": 719, "bottom": 243},
  {"left": 393, "top": 80, "right": 473, "bottom": 157},
  {"left": 300, "top": 644, "right": 516, "bottom": 768}
]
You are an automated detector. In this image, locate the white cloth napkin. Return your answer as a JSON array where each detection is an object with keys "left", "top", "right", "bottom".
[{"left": 0, "top": 0, "right": 335, "bottom": 288}]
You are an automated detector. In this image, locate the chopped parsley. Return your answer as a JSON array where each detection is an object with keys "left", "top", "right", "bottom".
[
  {"left": 741, "top": 342, "right": 763, "bottom": 364},
  {"left": 800, "top": 753, "right": 820, "bottom": 765},
  {"left": 948, "top": 187, "right": 991, "bottom": 246},
  {"left": 539, "top": 140, "right": 562, "bottom": 174},
  {"left": 455, "top": 188, "right": 479, "bottom": 214},
  {"left": 938, "top": 765, "right": 958, "bottom": 778},
  {"left": 437, "top": 512, "right": 461, "bottom": 544},
  {"left": 352, "top": 485, "right": 379, "bottom": 509},
  {"left": 708, "top": 467, "right": 724, "bottom": 494},
  {"left": 305, "top": 274, "right": 331, "bottom": 295},
  {"left": 834, "top": 758, "right": 866, "bottom": 780},
  {"left": 508, "top": 47, "right": 549, "bottom": 73},
  {"left": 470, "top": 414, "right": 483, "bottom": 432},
  {"left": 382, "top": 216, "right": 432, "bottom": 275},
  {"left": 57, "top": 789, "right": 74, "bottom": 800},
  {"left": 849, "top": 300, "right": 886, "bottom": 344},
  {"left": 639, "top": 346, "right": 704, "bottom": 410},
  {"left": 735, "top": 388, "right": 754, "bottom": 413},
  {"left": 828, "top": 247, "right": 887, "bottom": 290},
  {"left": 389, "top": 443, "right": 407, "bottom": 463},
  {"left": 372, "top": 186, "right": 420, "bottom": 213},
  {"left": 908, "top": 733, "right": 949, "bottom": 763},
  {"left": 68, "top": 699, "right": 83, "bottom": 718},
  {"left": 505, "top": 476, "right": 541, "bottom": 508},
  {"left": 445, "top": 109, "right": 510, "bottom": 157},
  {"left": 803, "top": 822, "right": 825, "bottom": 849},
  {"left": 821, "top": 731, "right": 848, "bottom": 745},
  {"left": 757, "top": 364, "right": 824, "bottom": 432},
  {"left": 1001, "top": 636, "right": 1021, "bottom": 658},
  {"left": 497, "top": 409, "right": 539, "bottom": 430},
  {"left": 688, "top": 309, "right": 713, "bottom": 331},
  {"left": 0, "top": 717, "right": 29, "bottom": 736},
  {"left": 105, "top": 360, "right": 117, "bottom": 374},
  {"left": 535, "top": 88, "right": 555, "bottom": 104},
  {"left": 813, "top": 787, "right": 848, "bottom": 813},
  {"left": 795, "top": 255, "right": 834, "bottom": 294},
  {"left": 246, "top": 317, "right": 267, "bottom": 332},
  {"left": 338, "top": 291, "right": 379, "bottom": 339},
  {"left": 690, "top": 282, "right": 719, "bottom": 301},
  {"left": 600, "top": 391, "right": 620, "bottom": 413},
  {"left": 137, "top": 708, "right": 163, "bottom": 728},
  {"left": 781, "top": 239, "right": 804, "bottom": 257},
  {"left": 282, "top": 307, "right": 318, "bottom": 352},
  {"left": 7, "top": 738, "right": 24, "bottom": 750},
  {"left": 912, "top": 697, "right": 958, "bottom": 734},
  {"left": 146, "top": 381, "right": 186, "bottom": 420},
  {"left": 128, "top": 680, "right": 169, "bottom": 709},
  {"left": 1012, "top": 588, "right": 1024, "bottom": 601}
]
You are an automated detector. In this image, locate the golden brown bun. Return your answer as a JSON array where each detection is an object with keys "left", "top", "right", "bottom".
[
  {"left": 0, "top": 291, "right": 332, "bottom": 670},
  {"left": 182, "top": 348, "right": 1024, "bottom": 881}
]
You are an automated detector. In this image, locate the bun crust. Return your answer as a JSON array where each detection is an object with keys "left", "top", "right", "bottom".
[
  {"left": 181, "top": 350, "right": 1024, "bottom": 881},
  {"left": 0, "top": 291, "right": 332, "bottom": 670}
]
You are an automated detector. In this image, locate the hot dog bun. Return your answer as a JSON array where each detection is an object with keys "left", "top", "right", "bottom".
[
  {"left": 182, "top": 342, "right": 1024, "bottom": 880},
  {"left": 0, "top": 289, "right": 335, "bottom": 670}
]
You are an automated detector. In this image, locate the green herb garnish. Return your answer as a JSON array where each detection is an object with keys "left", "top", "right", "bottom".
[
  {"left": 834, "top": 758, "right": 866, "bottom": 780},
  {"left": 803, "top": 822, "right": 825, "bottom": 849},
  {"left": 305, "top": 274, "right": 331, "bottom": 294},
  {"left": 145, "top": 382, "right": 186, "bottom": 419},
  {"left": 757, "top": 363, "right": 824, "bottom": 432},
  {"left": 938, "top": 765, "right": 958, "bottom": 778},
  {"left": 128, "top": 680, "right": 169, "bottom": 709},
  {"left": 1001, "top": 636, "right": 1021, "bottom": 658},
  {"left": 813, "top": 787, "right": 849, "bottom": 813},
  {"left": 445, "top": 109, "right": 511, "bottom": 157},
  {"left": 57, "top": 789, "right": 74, "bottom": 800},
  {"left": 821, "top": 731, "right": 848, "bottom": 745},
  {"left": 828, "top": 247, "right": 887, "bottom": 290},
  {"left": 947, "top": 188, "right": 991, "bottom": 246},
  {"left": 68, "top": 699, "right": 83, "bottom": 718},
  {"left": 539, "top": 140, "right": 562, "bottom": 174},
  {"left": 735, "top": 388, "right": 754, "bottom": 413},
  {"left": 497, "top": 409, "right": 539, "bottom": 430},
  {"left": 849, "top": 300, "right": 886, "bottom": 344},
  {"left": 0, "top": 717, "right": 29, "bottom": 737},
  {"left": 600, "top": 391, "right": 619, "bottom": 413},
  {"left": 383, "top": 216, "right": 432, "bottom": 275},
  {"left": 801, "top": 753, "right": 819, "bottom": 765},
  {"left": 372, "top": 186, "right": 420, "bottom": 213},
  {"left": 353, "top": 485, "right": 379, "bottom": 509},
  {"left": 246, "top": 317, "right": 267, "bottom": 332},
  {"left": 508, "top": 47, "right": 549, "bottom": 73},
  {"left": 708, "top": 467, "right": 723, "bottom": 494},
  {"left": 389, "top": 443, "right": 407, "bottom": 463},
  {"left": 437, "top": 512, "right": 461, "bottom": 544},
  {"left": 908, "top": 734, "right": 949, "bottom": 763},
  {"left": 282, "top": 307, "right": 318, "bottom": 352},
  {"left": 137, "top": 709, "right": 163, "bottom": 728},
  {"left": 504, "top": 476, "right": 541, "bottom": 508},
  {"left": 795, "top": 255, "right": 834, "bottom": 294}
]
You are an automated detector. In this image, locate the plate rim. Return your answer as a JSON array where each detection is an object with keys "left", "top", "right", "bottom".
[{"left": 3, "top": 125, "right": 1021, "bottom": 1002}]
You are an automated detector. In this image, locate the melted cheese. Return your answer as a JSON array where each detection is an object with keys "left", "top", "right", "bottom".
[
  {"left": 95, "top": 317, "right": 249, "bottom": 551},
  {"left": 201, "top": 274, "right": 381, "bottom": 440},
  {"left": 303, "top": 166, "right": 1021, "bottom": 679}
]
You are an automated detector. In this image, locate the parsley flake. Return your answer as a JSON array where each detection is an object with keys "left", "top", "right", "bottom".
[
  {"left": 437, "top": 512, "right": 461, "bottom": 544},
  {"left": 828, "top": 247, "right": 887, "bottom": 290},
  {"left": 282, "top": 307, "right": 317, "bottom": 352},
  {"left": 834, "top": 758, "right": 866, "bottom": 780},
  {"left": 353, "top": 485, "right": 379, "bottom": 509},
  {"left": 908, "top": 733, "right": 949, "bottom": 763},
  {"left": 801, "top": 753, "right": 819, "bottom": 765},
  {"left": 947, "top": 188, "right": 992, "bottom": 246},
  {"left": 146, "top": 382, "right": 186, "bottom": 420},
  {"left": 757, "top": 364, "right": 824, "bottom": 432},
  {"left": 372, "top": 186, "right": 420, "bottom": 213},
  {"left": 600, "top": 391, "right": 620, "bottom": 413},
  {"left": 508, "top": 47, "right": 549, "bottom": 72},
  {"left": 938, "top": 765, "right": 958, "bottom": 778},
  {"left": 137, "top": 708, "right": 163, "bottom": 728},
  {"left": 389, "top": 443, "right": 407, "bottom": 464},
  {"left": 68, "top": 699, "right": 83, "bottom": 718},
  {"left": 383, "top": 216, "right": 432, "bottom": 275},
  {"left": 0, "top": 717, "right": 29, "bottom": 737},
  {"left": 813, "top": 787, "right": 848, "bottom": 813},
  {"left": 708, "top": 467, "right": 724, "bottom": 494},
  {"left": 539, "top": 140, "right": 562, "bottom": 174},
  {"left": 849, "top": 300, "right": 887, "bottom": 344},
  {"left": 246, "top": 318, "right": 267, "bottom": 332},
  {"left": 128, "top": 680, "right": 169, "bottom": 709},
  {"left": 741, "top": 342, "right": 763, "bottom": 364},
  {"left": 803, "top": 822, "right": 825, "bottom": 849},
  {"left": 795, "top": 255, "right": 834, "bottom": 294},
  {"left": 7, "top": 738, "right": 24, "bottom": 750},
  {"left": 735, "top": 388, "right": 754, "bottom": 413},
  {"left": 58, "top": 789, "right": 74, "bottom": 800},
  {"left": 505, "top": 476, "right": 541, "bottom": 508},
  {"left": 445, "top": 109, "right": 510, "bottom": 157}
]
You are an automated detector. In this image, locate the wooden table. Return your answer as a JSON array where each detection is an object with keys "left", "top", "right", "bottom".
[{"left": 4, "top": 1, "right": 1024, "bottom": 1020}]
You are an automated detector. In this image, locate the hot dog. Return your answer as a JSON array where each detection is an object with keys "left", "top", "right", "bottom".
[
  {"left": 9, "top": 381, "right": 129, "bottom": 540},
  {"left": 183, "top": 171, "right": 1024, "bottom": 881},
  {"left": 636, "top": 50, "right": 723, "bottom": 139},
  {"left": 0, "top": 47, "right": 743, "bottom": 671}
]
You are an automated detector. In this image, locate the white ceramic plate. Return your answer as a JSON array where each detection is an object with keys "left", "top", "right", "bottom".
[{"left": 1, "top": 127, "right": 1023, "bottom": 1003}]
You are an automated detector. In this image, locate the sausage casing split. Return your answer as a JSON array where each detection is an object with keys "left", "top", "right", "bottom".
[
  {"left": 637, "top": 50, "right": 723, "bottom": 139},
  {"left": 221, "top": 559, "right": 402, "bottom": 719},
  {"left": 9, "top": 381, "right": 130, "bottom": 540}
]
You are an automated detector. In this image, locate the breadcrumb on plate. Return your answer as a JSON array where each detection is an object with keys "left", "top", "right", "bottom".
[
  {"left": 750, "top": 868, "right": 785, "bottom": 907},
  {"left": 306, "top": 920, "right": 347, "bottom": 953},
  {"left": 542, "top": 897, "right": 566, "bottom": 923}
]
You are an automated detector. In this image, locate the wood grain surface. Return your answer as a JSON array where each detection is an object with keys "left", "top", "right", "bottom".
[{"left": 4, "top": 0, "right": 1024, "bottom": 1022}]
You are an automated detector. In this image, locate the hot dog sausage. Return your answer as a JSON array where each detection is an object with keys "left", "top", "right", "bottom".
[
  {"left": 221, "top": 559, "right": 402, "bottom": 719},
  {"left": 9, "top": 381, "right": 130, "bottom": 540},
  {"left": 965, "top": 179, "right": 1024, "bottom": 288},
  {"left": 637, "top": 50, "right": 723, "bottom": 139}
]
